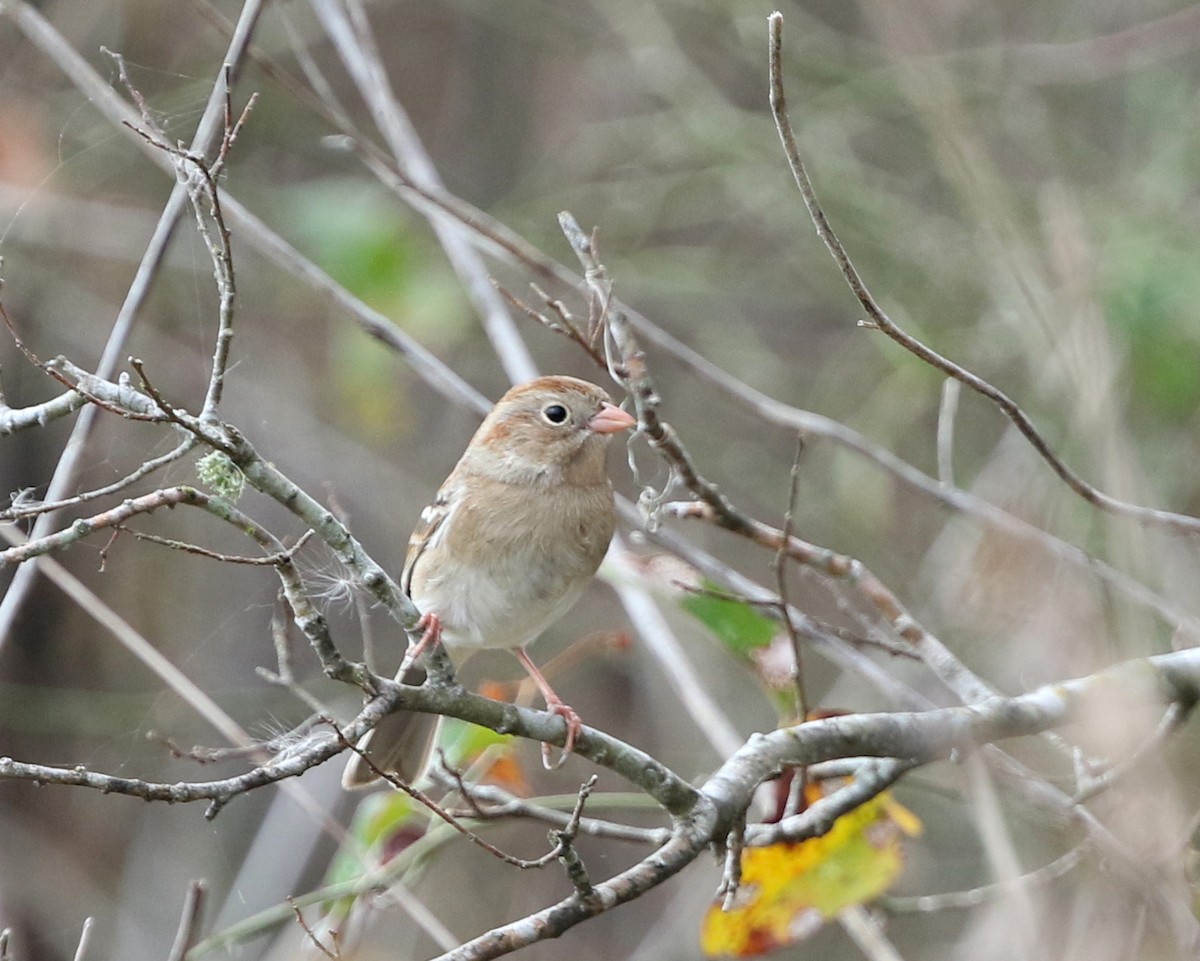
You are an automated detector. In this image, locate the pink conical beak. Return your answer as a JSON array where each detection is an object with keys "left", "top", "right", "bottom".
[{"left": 588, "top": 402, "right": 637, "bottom": 434}]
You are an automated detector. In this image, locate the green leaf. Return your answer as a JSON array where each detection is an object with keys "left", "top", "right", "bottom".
[
  {"left": 681, "top": 584, "right": 777, "bottom": 657},
  {"left": 439, "top": 717, "right": 515, "bottom": 768},
  {"left": 324, "top": 791, "right": 419, "bottom": 888}
]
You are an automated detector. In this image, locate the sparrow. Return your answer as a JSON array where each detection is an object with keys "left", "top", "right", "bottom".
[{"left": 342, "top": 375, "right": 636, "bottom": 788}]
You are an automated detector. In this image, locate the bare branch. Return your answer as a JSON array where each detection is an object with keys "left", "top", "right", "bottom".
[
  {"left": 1, "top": 486, "right": 229, "bottom": 568},
  {"left": 121, "top": 526, "right": 314, "bottom": 566},
  {"left": 0, "top": 678, "right": 701, "bottom": 817},
  {"left": 287, "top": 898, "right": 339, "bottom": 961},
  {"left": 0, "top": 385, "right": 86, "bottom": 436}
]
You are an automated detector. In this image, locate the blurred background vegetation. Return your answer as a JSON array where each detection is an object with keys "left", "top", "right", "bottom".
[{"left": 2, "top": 0, "right": 1200, "bottom": 959}]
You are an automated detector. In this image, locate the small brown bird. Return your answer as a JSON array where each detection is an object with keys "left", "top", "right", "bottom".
[{"left": 342, "top": 376, "right": 636, "bottom": 788}]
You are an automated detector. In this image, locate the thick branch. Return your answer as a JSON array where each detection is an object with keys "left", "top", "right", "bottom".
[
  {"left": 0, "top": 388, "right": 86, "bottom": 436},
  {"left": 0, "top": 677, "right": 700, "bottom": 818},
  {"left": 428, "top": 645, "right": 1200, "bottom": 960}
]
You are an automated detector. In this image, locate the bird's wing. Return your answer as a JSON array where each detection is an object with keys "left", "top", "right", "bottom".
[{"left": 401, "top": 482, "right": 457, "bottom": 596}]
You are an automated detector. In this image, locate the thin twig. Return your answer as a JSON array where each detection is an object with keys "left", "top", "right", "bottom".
[
  {"left": 883, "top": 844, "right": 1085, "bottom": 913},
  {"left": 109, "top": 51, "right": 250, "bottom": 423},
  {"left": 70, "top": 918, "right": 94, "bottom": 961},
  {"left": 121, "top": 526, "right": 314, "bottom": 566},
  {"left": 152, "top": 714, "right": 323, "bottom": 764},
  {"left": 936, "top": 377, "right": 961, "bottom": 487},
  {"left": 287, "top": 898, "right": 339, "bottom": 961},
  {"left": 495, "top": 282, "right": 607, "bottom": 369},
  {"left": 0, "top": 436, "right": 195, "bottom": 521},
  {"left": 774, "top": 433, "right": 809, "bottom": 724},
  {"left": 554, "top": 775, "right": 601, "bottom": 898},
  {"left": 439, "top": 779, "right": 671, "bottom": 846},
  {"left": 166, "top": 881, "right": 208, "bottom": 961}
]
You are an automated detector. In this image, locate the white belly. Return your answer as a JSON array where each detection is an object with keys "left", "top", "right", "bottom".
[{"left": 410, "top": 550, "right": 593, "bottom": 654}]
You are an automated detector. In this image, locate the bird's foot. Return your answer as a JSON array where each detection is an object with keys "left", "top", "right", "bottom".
[
  {"left": 539, "top": 697, "right": 582, "bottom": 770},
  {"left": 402, "top": 612, "right": 443, "bottom": 671}
]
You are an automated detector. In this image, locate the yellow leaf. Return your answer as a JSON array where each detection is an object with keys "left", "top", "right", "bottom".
[{"left": 700, "top": 790, "right": 921, "bottom": 958}]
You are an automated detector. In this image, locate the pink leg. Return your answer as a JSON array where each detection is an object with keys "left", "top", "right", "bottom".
[
  {"left": 406, "top": 612, "right": 442, "bottom": 662},
  {"left": 515, "top": 647, "right": 581, "bottom": 769}
]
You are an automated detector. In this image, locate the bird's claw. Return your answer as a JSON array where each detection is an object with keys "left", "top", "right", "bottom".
[{"left": 539, "top": 699, "right": 582, "bottom": 770}]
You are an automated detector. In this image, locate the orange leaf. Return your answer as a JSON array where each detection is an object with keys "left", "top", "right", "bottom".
[{"left": 479, "top": 751, "right": 532, "bottom": 795}]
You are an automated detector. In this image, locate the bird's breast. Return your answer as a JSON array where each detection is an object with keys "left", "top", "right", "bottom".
[{"left": 408, "top": 480, "right": 614, "bottom": 652}]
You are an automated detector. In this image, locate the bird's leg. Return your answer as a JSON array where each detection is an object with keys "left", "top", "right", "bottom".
[
  {"left": 515, "top": 647, "right": 581, "bottom": 770},
  {"left": 400, "top": 612, "right": 442, "bottom": 674}
]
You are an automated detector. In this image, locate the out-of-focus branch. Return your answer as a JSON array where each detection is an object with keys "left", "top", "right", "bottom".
[
  {"left": 166, "top": 882, "right": 207, "bottom": 961},
  {"left": 1004, "top": 4, "right": 1200, "bottom": 84},
  {"left": 309, "top": 0, "right": 537, "bottom": 384}
]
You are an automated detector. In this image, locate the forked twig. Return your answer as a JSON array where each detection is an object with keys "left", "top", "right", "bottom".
[{"left": 287, "top": 897, "right": 339, "bottom": 961}]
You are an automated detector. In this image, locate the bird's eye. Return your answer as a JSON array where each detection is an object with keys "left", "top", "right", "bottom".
[{"left": 542, "top": 403, "right": 569, "bottom": 425}]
